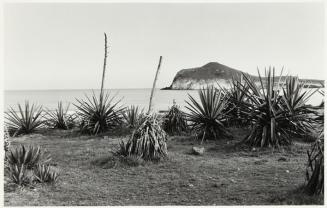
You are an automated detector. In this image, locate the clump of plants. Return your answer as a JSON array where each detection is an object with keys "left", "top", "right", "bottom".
[
  {"left": 5, "top": 101, "right": 45, "bottom": 136},
  {"left": 75, "top": 91, "right": 124, "bottom": 135},
  {"left": 46, "top": 101, "right": 76, "bottom": 130},
  {"left": 162, "top": 103, "right": 188, "bottom": 135},
  {"left": 117, "top": 114, "right": 168, "bottom": 161},
  {"left": 185, "top": 86, "right": 230, "bottom": 142},
  {"left": 5, "top": 145, "right": 59, "bottom": 186},
  {"left": 235, "top": 68, "right": 315, "bottom": 147},
  {"left": 123, "top": 105, "right": 144, "bottom": 129}
]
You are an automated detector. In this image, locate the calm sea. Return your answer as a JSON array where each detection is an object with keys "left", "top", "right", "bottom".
[{"left": 4, "top": 88, "right": 324, "bottom": 112}]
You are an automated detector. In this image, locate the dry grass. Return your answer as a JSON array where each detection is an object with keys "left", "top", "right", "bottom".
[{"left": 4, "top": 127, "right": 323, "bottom": 206}]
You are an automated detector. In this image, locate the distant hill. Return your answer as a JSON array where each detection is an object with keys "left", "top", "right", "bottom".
[{"left": 162, "top": 62, "right": 324, "bottom": 90}]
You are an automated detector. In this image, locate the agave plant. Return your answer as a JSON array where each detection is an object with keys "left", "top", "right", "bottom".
[
  {"left": 5, "top": 101, "right": 45, "bottom": 136},
  {"left": 46, "top": 101, "right": 76, "bottom": 130},
  {"left": 123, "top": 105, "right": 144, "bottom": 129},
  {"left": 305, "top": 139, "right": 324, "bottom": 195},
  {"left": 280, "top": 76, "right": 317, "bottom": 136},
  {"left": 185, "top": 86, "right": 230, "bottom": 142},
  {"left": 162, "top": 103, "right": 188, "bottom": 135},
  {"left": 220, "top": 76, "right": 251, "bottom": 127},
  {"left": 33, "top": 164, "right": 59, "bottom": 183},
  {"left": 118, "top": 114, "right": 168, "bottom": 161},
  {"left": 235, "top": 68, "right": 316, "bottom": 147},
  {"left": 74, "top": 91, "right": 125, "bottom": 135},
  {"left": 6, "top": 164, "right": 30, "bottom": 186},
  {"left": 6, "top": 145, "right": 51, "bottom": 169}
]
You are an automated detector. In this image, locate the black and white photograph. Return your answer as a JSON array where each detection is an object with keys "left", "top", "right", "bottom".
[{"left": 2, "top": 0, "right": 325, "bottom": 206}]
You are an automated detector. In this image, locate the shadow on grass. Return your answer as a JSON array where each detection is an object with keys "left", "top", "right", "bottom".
[
  {"left": 90, "top": 154, "right": 150, "bottom": 169},
  {"left": 270, "top": 185, "right": 323, "bottom": 205}
]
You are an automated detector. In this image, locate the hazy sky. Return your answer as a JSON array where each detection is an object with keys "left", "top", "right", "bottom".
[{"left": 4, "top": 2, "right": 324, "bottom": 90}]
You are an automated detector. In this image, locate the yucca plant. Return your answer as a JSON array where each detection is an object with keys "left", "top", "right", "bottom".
[
  {"left": 185, "top": 86, "right": 230, "bottom": 142},
  {"left": 46, "top": 101, "right": 76, "bottom": 130},
  {"left": 6, "top": 145, "right": 51, "bottom": 169},
  {"left": 5, "top": 101, "right": 45, "bottom": 136},
  {"left": 235, "top": 68, "right": 315, "bottom": 147},
  {"left": 162, "top": 103, "right": 188, "bottom": 135},
  {"left": 74, "top": 91, "right": 124, "bottom": 135},
  {"left": 6, "top": 164, "right": 30, "bottom": 186},
  {"left": 119, "top": 114, "right": 168, "bottom": 161},
  {"left": 305, "top": 139, "right": 324, "bottom": 195},
  {"left": 123, "top": 105, "right": 144, "bottom": 129},
  {"left": 33, "top": 164, "right": 59, "bottom": 183}
]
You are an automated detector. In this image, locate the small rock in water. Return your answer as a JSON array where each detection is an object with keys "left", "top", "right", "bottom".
[{"left": 191, "top": 147, "right": 205, "bottom": 155}]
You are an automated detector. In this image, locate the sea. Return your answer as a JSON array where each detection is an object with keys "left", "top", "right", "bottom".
[{"left": 4, "top": 88, "right": 324, "bottom": 113}]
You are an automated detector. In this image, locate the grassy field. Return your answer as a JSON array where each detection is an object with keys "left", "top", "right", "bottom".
[{"left": 4, "top": 127, "right": 323, "bottom": 206}]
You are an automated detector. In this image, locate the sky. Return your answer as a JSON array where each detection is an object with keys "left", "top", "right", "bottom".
[{"left": 4, "top": 2, "right": 325, "bottom": 90}]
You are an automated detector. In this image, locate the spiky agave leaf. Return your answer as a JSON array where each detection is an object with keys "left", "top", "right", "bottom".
[
  {"left": 74, "top": 91, "right": 125, "bottom": 135},
  {"left": 46, "top": 101, "right": 76, "bottom": 130},
  {"left": 123, "top": 105, "right": 144, "bottom": 129},
  {"left": 5, "top": 101, "right": 45, "bottom": 136},
  {"left": 185, "top": 86, "right": 230, "bottom": 142},
  {"left": 6, "top": 145, "right": 51, "bottom": 169},
  {"left": 162, "top": 104, "right": 188, "bottom": 135},
  {"left": 120, "top": 114, "right": 168, "bottom": 161}
]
